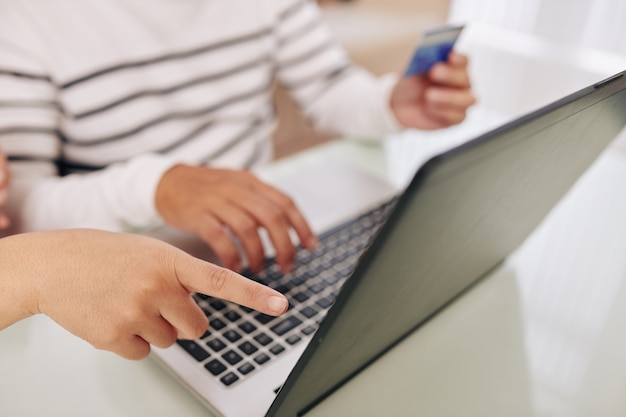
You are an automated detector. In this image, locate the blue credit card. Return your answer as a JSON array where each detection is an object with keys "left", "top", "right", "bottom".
[{"left": 404, "top": 24, "right": 465, "bottom": 77}]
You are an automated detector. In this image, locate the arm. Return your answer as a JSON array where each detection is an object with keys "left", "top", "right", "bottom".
[
  {"left": 272, "top": 0, "right": 398, "bottom": 138},
  {"left": 0, "top": 229, "right": 288, "bottom": 360},
  {"left": 0, "top": 149, "right": 9, "bottom": 229},
  {"left": 272, "top": 0, "right": 475, "bottom": 137},
  {"left": 0, "top": 7, "right": 177, "bottom": 234}
]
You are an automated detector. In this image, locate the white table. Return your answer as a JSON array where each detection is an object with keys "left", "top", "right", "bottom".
[{"left": 2, "top": 120, "right": 626, "bottom": 416}]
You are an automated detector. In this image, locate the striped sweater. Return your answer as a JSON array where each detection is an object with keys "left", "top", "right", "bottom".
[{"left": 0, "top": 0, "right": 400, "bottom": 233}]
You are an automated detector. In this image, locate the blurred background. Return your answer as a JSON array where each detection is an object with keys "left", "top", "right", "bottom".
[{"left": 273, "top": 0, "right": 626, "bottom": 158}]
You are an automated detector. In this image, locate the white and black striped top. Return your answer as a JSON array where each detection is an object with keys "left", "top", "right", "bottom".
[{"left": 0, "top": 0, "right": 399, "bottom": 233}]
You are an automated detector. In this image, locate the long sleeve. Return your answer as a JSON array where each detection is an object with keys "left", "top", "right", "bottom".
[
  {"left": 272, "top": 0, "right": 403, "bottom": 139},
  {"left": 6, "top": 155, "right": 176, "bottom": 233},
  {"left": 0, "top": 8, "right": 177, "bottom": 234}
]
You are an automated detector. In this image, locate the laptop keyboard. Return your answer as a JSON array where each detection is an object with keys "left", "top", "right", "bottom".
[{"left": 176, "top": 196, "right": 398, "bottom": 387}]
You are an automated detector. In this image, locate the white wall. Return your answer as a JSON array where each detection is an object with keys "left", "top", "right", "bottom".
[
  {"left": 449, "top": 0, "right": 626, "bottom": 56},
  {"left": 447, "top": 0, "right": 626, "bottom": 116}
]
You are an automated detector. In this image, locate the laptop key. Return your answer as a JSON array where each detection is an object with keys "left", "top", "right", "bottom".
[
  {"left": 316, "top": 297, "right": 333, "bottom": 309},
  {"left": 206, "top": 338, "right": 227, "bottom": 353},
  {"left": 222, "top": 350, "right": 243, "bottom": 366},
  {"left": 176, "top": 340, "right": 210, "bottom": 362},
  {"left": 238, "top": 321, "right": 257, "bottom": 334},
  {"left": 323, "top": 274, "right": 340, "bottom": 285},
  {"left": 205, "top": 359, "right": 227, "bottom": 376},
  {"left": 308, "top": 283, "right": 324, "bottom": 294},
  {"left": 254, "top": 353, "right": 270, "bottom": 365},
  {"left": 302, "top": 325, "right": 316, "bottom": 335},
  {"left": 209, "top": 318, "right": 226, "bottom": 330},
  {"left": 223, "top": 329, "right": 242, "bottom": 343},
  {"left": 253, "top": 332, "right": 273, "bottom": 346},
  {"left": 266, "top": 269, "right": 283, "bottom": 282},
  {"left": 220, "top": 372, "right": 239, "bottom": 386},
  {"left": 305, "top": 269, "right": 319, "bottom": 279},
  {"left": 224, "top": 310, "right": 242, "bottom": 322},
  {"left": 300, "top": 306, "right": 318, "bottom": 319},
  {"left": 238, "top": 362, "right": 255, "bottom": 375},
  {"left": 274, "top": 284, "right": 290, "bottom": 294},
  {"left": 269, "top": 344, "right": 285, "bottom": 356},
  {"left": 286, "top": 335, "right": 302, "bottom": 345},
  {"left": 292, "top": 292, "right": 309, "bottom": 302},
  {"left": 254, "top": 313, "right": 276, "bottom": 324},
  {"left": 238, "top": 341, "right": 259, "bottom": 356},
  {"left": 338, "top": 267, "right": 353, "bottom": 278},
  {"left": 289, "top": 272, "right": 306, "bottom": 286},
  {"left": 270, "top": 316, "right": 302, "bottom": 336},
  {"left": 209, "top": 300, "right": 227, "bottom": 311}
]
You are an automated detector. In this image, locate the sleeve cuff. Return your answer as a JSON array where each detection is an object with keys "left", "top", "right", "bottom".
[
  {"left": 377, "top": 72, "right": 404, "bottom": 134},
  {"left": 106, "top": 154, "right": 183, "bottom": 231}
]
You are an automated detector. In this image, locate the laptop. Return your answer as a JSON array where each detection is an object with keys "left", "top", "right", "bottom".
[{"left": 151, "top": 69, "right": 626, "bottom": 417}]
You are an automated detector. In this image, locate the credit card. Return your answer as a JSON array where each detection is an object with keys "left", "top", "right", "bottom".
[{"left": 404, "top": 24, "right": 465, "bottom": 77}]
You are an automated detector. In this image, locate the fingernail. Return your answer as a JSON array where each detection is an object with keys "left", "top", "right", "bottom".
[
  {"left": 267, "top": 295, "right": 288, "bottom": 315},
  {"left": 307, "top": 237, "right": 318, "bottom": 249}
]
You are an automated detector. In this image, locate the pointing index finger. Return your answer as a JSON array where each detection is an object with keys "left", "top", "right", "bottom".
[{"left": 178, "top": 256, "right": 288, "bottom": 316}]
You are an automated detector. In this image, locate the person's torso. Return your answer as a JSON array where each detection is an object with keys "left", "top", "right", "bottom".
[{"left": 21, "top": 0, "right": 290, "bottom": 170}]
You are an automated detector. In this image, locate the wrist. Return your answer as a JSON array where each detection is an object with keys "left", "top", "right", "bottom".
[
  {"left": 0, "top": 233, "right": 43, "bottom": 328},
  {"left": 155, "top": 163, "right": 187, "bottom": 224}
]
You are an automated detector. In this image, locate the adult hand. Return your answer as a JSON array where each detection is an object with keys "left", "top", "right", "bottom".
[
  {"left": 390, "top": 51, "right": 476, "bottom": 130},
  {"left": 0, "top": 150, "right": 10, "bottom": 229},
  {"left": 0, "top": 229, "right": 289, "bottom": 360},
  {"left": 155, "top": 165, "right": 318, "bottom": 274}
]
